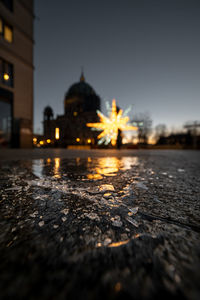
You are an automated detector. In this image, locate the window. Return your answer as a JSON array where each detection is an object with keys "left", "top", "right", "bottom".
[
  {"left": 0, "top": 17, "right": 13, "bottom": 43},
  {"left": 0, "top": 0, "right": 13, "bottom": 12},
  {"left": 0, "top": 58, "right": 14, "bottom": 87},
  {"left": 4, "top": 24, "right": 12, "bottom": 42}
]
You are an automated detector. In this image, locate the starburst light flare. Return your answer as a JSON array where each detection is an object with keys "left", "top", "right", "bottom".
[{"left": 87, "top": 99, "right": 138, "bottom": 146}]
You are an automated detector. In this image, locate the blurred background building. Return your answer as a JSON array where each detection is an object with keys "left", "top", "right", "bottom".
[
  {"left": 42, "top": 73, "right": 101, "bottom": 148},
  {"left": 0, "top": 0, "right": 34, "bottom": 148}
]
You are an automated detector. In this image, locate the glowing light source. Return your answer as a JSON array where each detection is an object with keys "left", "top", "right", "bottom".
[
  {"left": 33, "top": 137, "right": 37, "bottom": 143},
  {"left": 47, "top": 158, "right": 51, "bottom": 164},
  {"left": 55, "top": 128, "right": 60, "bottom": 140},
  {"left": 87, "top": 138, "right": 91, "bottom": 144},
  {"left": 76, "top": 138, "right": 80, "bottom": 142},
  {"left": 73, "top": 111, "right": 78, "bottom": 116},
  {"left": 3, "top": 73, "right": 9, "bottom": 81},
  {"left": 39, "top": 140, "right": 44, "bottom": 145},
  {"left": 47, "top": 139, "right": 51, "bottom": 143},
  {"left": 87, "top": 99, "right": 137, "bottom": 146}
]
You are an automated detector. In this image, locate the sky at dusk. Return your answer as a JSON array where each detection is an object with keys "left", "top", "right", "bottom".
[{"left": 34, "top": 0, "right": 200, "bottom": 135}]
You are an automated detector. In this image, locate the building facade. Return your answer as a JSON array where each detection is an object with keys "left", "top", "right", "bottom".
[
  {"left": 0, "top": 0, "right": 34, "bottom": 148},
  {"left": 43, "top": 73, "right": 101, "bottom": 147}
]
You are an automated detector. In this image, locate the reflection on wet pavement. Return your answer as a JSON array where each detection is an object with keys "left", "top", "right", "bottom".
[
  {"left": 1, "top": 151, "right": 200, "bottom": 300},
  {"left": 32, "top": 156, "right": 139, "bottom": 180}
]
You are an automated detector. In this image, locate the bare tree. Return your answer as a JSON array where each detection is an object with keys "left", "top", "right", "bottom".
[
  {"left": 132, "top": 112, "right": 152, "bottom": 145},
  {"left": 154, "top": 124, "right": 167, "bottom": 143}
]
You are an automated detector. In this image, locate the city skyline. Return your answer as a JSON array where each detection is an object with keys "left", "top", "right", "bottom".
[{"left": 34, "top": 0, "right": 200, "bottom": 135}]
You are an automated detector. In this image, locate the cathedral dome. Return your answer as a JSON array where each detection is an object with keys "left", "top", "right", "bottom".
[
  {"left": 64, "top": 72, "right": 100, "bottom": 115},
  {"left": 65, "top": 73, "right": 95, "bottom": 98}
]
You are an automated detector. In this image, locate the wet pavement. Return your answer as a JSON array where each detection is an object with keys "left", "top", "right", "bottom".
[{"left": 0, "top": 149, "right": 200, "bottom": 300}]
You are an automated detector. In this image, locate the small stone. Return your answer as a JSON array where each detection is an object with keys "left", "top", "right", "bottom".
[
  {"left": 177, "top": 168, "right": 185, "bottom": 172},
  {"left": 53, "top": 224, "right": 59, "bottom": 229},
  {"left": 129, "top": 207, "right": 139, "bottom": 214},
  {"left": 103, "top": 193, "right": 112, "bottom": 198},
  {"left": 111, "top": 215, "right": 122, "bottom": 227},
  {"left": 99, "top": 184, "right": 115, "bottom": 192},
  {"left": 135, "top": 182, "right": 148, "bottom": 190},
  {"left": 29, "top": 211, "right": 38, "bottom": 218},
  {"left": 62, "top": 217, "right": 67, "bottom": 222},
  {"left": 126, "top": 216, "right": 139, "bottom": 227},
  {"left": 38, "top": 221, "right": 44, "bottom": 227},
  {"left": 104, "top": 238, "right": 112, "bottom": 246},
  {"left": 85, "top": 213, "right": 100, "bottom": 221},
  {"left": 61, "top": 208, "right": 69, "bottom": 215}
]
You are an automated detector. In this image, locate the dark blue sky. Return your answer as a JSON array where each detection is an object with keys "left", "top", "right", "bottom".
[{"left": 34, "top": 0, "right": 200, "bottom": 135}]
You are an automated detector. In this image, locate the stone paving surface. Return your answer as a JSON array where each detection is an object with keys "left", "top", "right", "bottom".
[{"left": 0, "top": 149, "right": 200, "bottom": 300}]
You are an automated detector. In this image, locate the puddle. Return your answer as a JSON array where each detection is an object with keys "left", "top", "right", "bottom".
[{"left": 31, "top": 156, "right": 139, "bottom": 181}]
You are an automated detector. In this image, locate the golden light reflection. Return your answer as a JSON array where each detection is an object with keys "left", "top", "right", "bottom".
[
  {"left": 87, "top": 99, "right": 137, "bottom": 146},
  {"left": 55, "top": 128, "right": 60, "bottom": 140},
  {"left": 46, "top": 158, "right": 51, "bottom": 165},
  {"left": 87, "top": 174, "right": 103, "bottom": 180},
  {"left": 87, "top": 157, "right": 120, "bottom": 180},
  {"left": 76, "top": 157, "right": 81, "bottom": 166},
  {"left": 54, "top": 157, "right": 60, "bottom": 178},
  {"left": 114, "top": 282, "right": 122, "bottom": 292},
  {"left": 86, "top": 157, "right": 139, "bottom": 180},
  {"left": 108, "top": 240, "right": 130, "bottom": 247},
  {"left": 96, "top": 157, "right": 120, "bottom": 176}
]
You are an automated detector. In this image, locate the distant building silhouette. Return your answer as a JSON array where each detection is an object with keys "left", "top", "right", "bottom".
[
  {"left": 0, "top": 0, "right": 34, "bottom": 148},
  {"left": 156, "top": 131, "right": 200, "bottom": 149},
  {"left": 43, "top": 73, "right": 101, "bottom": 147}
]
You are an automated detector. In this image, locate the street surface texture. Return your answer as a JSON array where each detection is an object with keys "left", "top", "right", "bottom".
[{"left": 0, "top": 149, "right": 200, "bottom": 300}]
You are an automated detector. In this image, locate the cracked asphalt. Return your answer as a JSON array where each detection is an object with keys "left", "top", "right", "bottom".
[{"left": 0, "top": 149, "right": 200, "bottom": 300}]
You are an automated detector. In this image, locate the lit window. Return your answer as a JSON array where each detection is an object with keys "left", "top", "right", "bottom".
[
  {"left": 0, "top": 17, "right": 13, "bottom": 43},
  {"left": 4, "top": 24, "right": 13, "bottom": 43},
  {"left": 0, "top": 58, "right": 14, "bottom": 87},
  {"left": 55, "top": 128, "right": 59, "bottom": 140}
]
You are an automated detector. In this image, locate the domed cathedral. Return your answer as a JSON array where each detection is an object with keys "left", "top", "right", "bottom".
[
  {"left": 43, "top": 73, "right": 101, "bottom": 147},
  {"left": 64, "top": 72, "right": 100, "bottom": 115}
]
